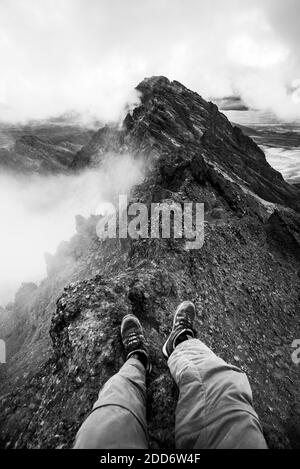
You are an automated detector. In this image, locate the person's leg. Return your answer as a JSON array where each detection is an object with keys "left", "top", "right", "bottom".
[
  {"left": 74, "top": 314, "right": 151, "bottom": 449},
  {"left": 74, "top": 357, "right": 148, "bottom": 448},
  {"left": 163, "top": 301, "right": 267, "bottom": 449},
  {"left": 169, "top": 339, "right": 267, "bottom": 449}
]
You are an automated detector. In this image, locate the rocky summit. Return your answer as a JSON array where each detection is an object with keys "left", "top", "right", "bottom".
[{"left": 0, "top": 76, "right": 300, "bottom": 449}]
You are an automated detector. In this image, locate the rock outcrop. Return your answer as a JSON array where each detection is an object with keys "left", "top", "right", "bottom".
[{"left": 0, "top": 77, "right": 299, "bottom": 449}]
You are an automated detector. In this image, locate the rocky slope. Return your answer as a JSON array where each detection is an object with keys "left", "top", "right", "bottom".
[{"left": 0, "top": 76, "right": 299, "bottom": 449}]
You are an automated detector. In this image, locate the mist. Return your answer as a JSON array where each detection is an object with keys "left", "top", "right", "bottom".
[
  {"left": 0, "top": 155, "right": 144, "bottom": 305},
  {"left": 0, "top": 0, "right": 300, "bottom": 123}
]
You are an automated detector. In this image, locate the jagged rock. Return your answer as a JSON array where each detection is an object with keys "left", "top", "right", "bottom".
[{"left": 0, "top": 76, "right": 300, "bottom": 449}]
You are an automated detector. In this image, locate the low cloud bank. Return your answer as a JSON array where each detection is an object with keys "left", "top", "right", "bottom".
[{"left": 0, "top": 154, "right": 144, "bottom": 305}]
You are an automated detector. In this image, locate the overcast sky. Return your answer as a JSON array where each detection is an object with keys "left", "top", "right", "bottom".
[{"left": 0, "top": 0, "right": 300, "bottom": 122}]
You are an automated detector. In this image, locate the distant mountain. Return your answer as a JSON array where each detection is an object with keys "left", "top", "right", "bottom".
[
  {"left": 212, "top": 95, "right": 249, "bottom": 111},
  {"left": 0, "top": 121, "right": 93, "bottom": 174},
  {"left": 226, "top": 112, "right": 300, "bottom": 187}
]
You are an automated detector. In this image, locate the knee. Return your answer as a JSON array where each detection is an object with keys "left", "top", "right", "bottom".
[{"left": 220, "top": 368, "right": 253, "bottom": 408}]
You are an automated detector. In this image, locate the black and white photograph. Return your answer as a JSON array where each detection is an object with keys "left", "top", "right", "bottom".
[{"left": 0, "top": 0, "right": 299, "bottom": 455}]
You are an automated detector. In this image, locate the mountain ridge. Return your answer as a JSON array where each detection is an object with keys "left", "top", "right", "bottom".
[
  {"left": 73, "top": 76, "right": 300, "bottom": 213},
  {"left": 0, "top": 76, "right": 299, "bottom": 449}
]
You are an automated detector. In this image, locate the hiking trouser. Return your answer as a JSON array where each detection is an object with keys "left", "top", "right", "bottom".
[{"left": 74, "top": 338, "right": 267, "bottom": 449}]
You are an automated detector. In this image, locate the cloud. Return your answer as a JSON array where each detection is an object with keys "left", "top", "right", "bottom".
[
  {"left": 0, "top": 154, "right": 145, "bottom": 305},
  {"left": 0, "top": 0, "right": 299, "bottom": 122}
]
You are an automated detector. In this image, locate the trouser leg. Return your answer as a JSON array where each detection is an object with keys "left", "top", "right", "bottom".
[
  {"left": 168, "top": 339, "right": 267, "bottom": 449},
  {"left": 74, "top": 357, "right": 148, "bottom": 449}
]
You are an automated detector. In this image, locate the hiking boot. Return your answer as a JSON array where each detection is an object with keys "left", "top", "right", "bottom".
[
  {"left": 121, "top": 314, "right": 152, "bottom": 373},
  {"left": 162, "top": 301, "right": 197, "bottom": 358}
]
